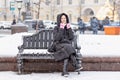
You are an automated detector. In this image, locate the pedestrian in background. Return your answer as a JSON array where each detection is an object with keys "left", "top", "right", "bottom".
[
  {"left": 78, "top": 18, "right": 85, "bottom": 34},
  {"left": 103, "top": 16, "right": 111, "bottom": 26},
  {"left": 90, "top": 17, "right": 99, "bottom": 34},
  {"left": 48, "top": 13, "right": 82, "bottom": 77},
  {"left": 11, "top": 19, "right": 16, "bottom": 25}
]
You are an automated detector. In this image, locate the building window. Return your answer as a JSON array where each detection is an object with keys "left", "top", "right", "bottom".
[
  {"left": 57, "top": 0, "right": 60, "bottom": 5},
  {"left": 109, "top": 0, "right": 113, "bottom": 2},
  {"left": 81, "top": 0, "right": 85, "bottom": 4},
  {"left": 69, "top": 0, "right": 72, "bottom": 4},
  {"left": 45, "top": 0, "right": 50, "bottom": 5},
  {"left": 94, "top": 0, "right": 98, "bottom": 3}
]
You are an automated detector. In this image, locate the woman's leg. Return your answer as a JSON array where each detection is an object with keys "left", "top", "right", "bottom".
[{"left": 62, "top": 58, "right": 69, "bottom": 76}]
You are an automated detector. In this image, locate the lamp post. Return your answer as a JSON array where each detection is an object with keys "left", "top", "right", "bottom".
[
  {"left": 11, "top": 0, "right": 28, "bottom": 34},
  {"left": 16, "top": 0, "right": 23, "bottom": 23}
]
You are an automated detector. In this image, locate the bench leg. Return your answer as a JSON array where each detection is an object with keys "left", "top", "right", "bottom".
[
  {"left": 76, "top": 57, "right": 83, "bottom": 75},
  {"left": 17, "top": 54, "right": 23, "bottom": 74},
  {"left": 75, "top": 52, "right": 83, "bottom": 75},
  {"left": 17, "top": 59, "right": 23, "bottom": 74}
]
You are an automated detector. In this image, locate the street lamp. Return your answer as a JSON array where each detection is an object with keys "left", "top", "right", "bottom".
[
  {"left": 16, "top": 0, "right": 23, "bottom": 23},
  {"left": 11, "top": 0, "right": 28, "bottom": 34}
]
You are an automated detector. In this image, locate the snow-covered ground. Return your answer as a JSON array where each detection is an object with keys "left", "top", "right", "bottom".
[
  {"left": 0, "top": 31, "right": 120, "bottom": 79},
  {"left": 0, "top": 31, "right": 120, "bottom": 57},
  {"left": 1, "top": 71, "right": 120, "bottom": 80},
  {"left": 78, "top": 34, "right": 120, "bottom": 57}
]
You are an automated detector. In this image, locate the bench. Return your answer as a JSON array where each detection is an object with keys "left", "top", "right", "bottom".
[{"left": 17, "top": 29, "right": 82, "bottom": 74}]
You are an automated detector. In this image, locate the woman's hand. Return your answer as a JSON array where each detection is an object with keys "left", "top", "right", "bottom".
[
  {"left": 66, "top": 23, "right": 71, "bottom": 29},
  {"left": 60, "top": 23, "right": 65, "bottom": 29}
]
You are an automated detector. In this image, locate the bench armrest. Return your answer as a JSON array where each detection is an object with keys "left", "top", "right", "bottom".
[
  {"left": 75, "top": 31, "right": 82, "bottom": 59},
  {"left": 18, "top": 45, "right": 24, "bottom": 53}
]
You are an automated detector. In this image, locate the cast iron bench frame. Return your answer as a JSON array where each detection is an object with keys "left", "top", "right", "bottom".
[{"left": 17, "top": 29, "right": 82, "bottom": 74}]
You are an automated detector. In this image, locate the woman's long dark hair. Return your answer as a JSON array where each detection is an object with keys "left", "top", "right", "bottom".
[{"left": 57, "top": 13, "right": 69, "bottom": 27}]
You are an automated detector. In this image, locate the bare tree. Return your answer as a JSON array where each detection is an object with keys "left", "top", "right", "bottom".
[
  {"left": 115, "top": 0, "right": 120, "bottom": 25},
  {"left": 4, "top": 0, "right": 7, "bottom": 20}
]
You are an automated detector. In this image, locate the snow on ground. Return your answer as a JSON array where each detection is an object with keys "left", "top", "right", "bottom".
[
  {"left": 0, "top": 32, "right": 120, "bottom": 80},
  {"left": 78, "top": 34, "right": 120, "bottom": 57},
  {"left": 0, "top": 32, "right": 33, "bottom": 57},
  {"left": 0, "top": 71, "right": 120, "bottom": 80},
  {"left": 0, "top": 32, "right": 120, "bottom": 57}
]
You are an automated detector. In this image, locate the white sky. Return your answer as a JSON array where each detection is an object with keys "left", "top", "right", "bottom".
[{"left": 0, "top": 32, "right": 120, "bottom": 79}]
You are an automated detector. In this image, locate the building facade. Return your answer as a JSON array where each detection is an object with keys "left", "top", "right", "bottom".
[
  {"left": 30, "top": 0, "right": 118, "bottom": 22},
  {"left": 0, "top": 0, "right": 119, "bottom": 22}
]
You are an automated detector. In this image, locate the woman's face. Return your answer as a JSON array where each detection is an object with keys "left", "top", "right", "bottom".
[{"left": 61, "top": 15, "right": 67, "bottom": 24}]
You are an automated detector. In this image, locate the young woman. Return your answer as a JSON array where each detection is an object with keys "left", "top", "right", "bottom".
[{"left": 48, "top": 13, "right": 81, "bottom": 77}]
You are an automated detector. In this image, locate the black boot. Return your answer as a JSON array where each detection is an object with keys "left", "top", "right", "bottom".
[
  {"left": 62, "top": 59, "right": 69, "bottom": 77},
  {"left": 70, "top": 55, "right": 83, "bottom": 72}
]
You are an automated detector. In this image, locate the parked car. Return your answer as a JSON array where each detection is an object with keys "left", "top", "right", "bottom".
[
  {"left": 43, "top": 20, "right": 53, "bottom": 26},
  {"left": 23, "top": 19, "right": 46, "bottom": 30},
  {"left": 32, "top": 20, "right": 45, "bottom": 30},
  {"left": 23, "top": 19, "right": 35, "bottom": 30},
  {"left": 70, "top": 23, "right": 79, "bottom": 30},
  {"left": 0, "top": 21, "right": 12, "bottom": 29},
  {"left": 45, "top": 22, "right": 79, "bottom": 30},
  {"left": 45, "top": 21, "right": 57, "bottom": 29}
]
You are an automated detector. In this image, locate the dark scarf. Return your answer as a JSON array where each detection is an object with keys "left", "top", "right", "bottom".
[{"left": 63, "top": 25, "right": 68, "bottom": 39}]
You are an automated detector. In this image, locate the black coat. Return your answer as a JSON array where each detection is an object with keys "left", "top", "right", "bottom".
[{"left": 48, "top": 26, "right": 76, "bottom": 61}]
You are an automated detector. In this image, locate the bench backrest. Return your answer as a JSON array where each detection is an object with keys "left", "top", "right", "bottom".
[{"left": 22, "top": 29, "right": 77, "bottom": 49}]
